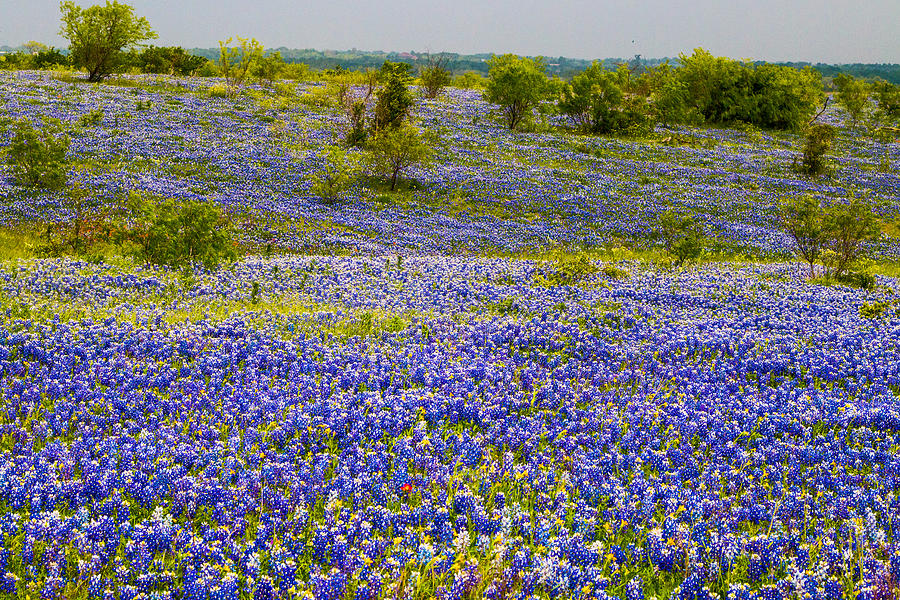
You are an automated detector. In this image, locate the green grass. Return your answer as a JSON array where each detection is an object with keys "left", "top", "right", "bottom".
[{"left": 0, "top": 226, "right": 41, "bottom": 261}]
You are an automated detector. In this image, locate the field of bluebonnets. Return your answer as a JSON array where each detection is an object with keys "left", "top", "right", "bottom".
[{"left": 1, "top": 69, "right": 900, "bottom": 600}]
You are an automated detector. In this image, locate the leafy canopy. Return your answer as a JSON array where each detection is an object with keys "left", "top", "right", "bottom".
[
  {"left": 367, "top": 124, "right": 433, "bottom": 191},
  {"left": 59, "top": 0, "right": 157, "bottom": 82},
  {"left": 5, "top": 119, "right": 70, "bottom": 191},
  {"left": 484, "top": 54, "right": 549, "bottom": 130}
]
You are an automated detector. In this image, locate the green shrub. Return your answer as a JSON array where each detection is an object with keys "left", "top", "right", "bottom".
[
  {"left": 4, "top": 119, "right": 70, "bottom": 190},
  {"left": 311, "top": 145, "right": 358, "bottom": 203},
  {"left": 601, "top": 264, "right": 630, "bottom": 279},
  {"left": 373, "top": 61, "right": 414, "bottom": 131},
  {"left": 798, "top": 123, "right": 836, "bottom": 177},
  {"left": 419, "top": 56, "right": 452, "bottom": 99},
  {"left": 484, "top": 54, "right": 550, "bottom": 130},
  {"left": 657, "top": 210, "right": 705, "bottom": 268},
  {"left": 78, "top": 108, "right": 104, "bottom": 127},
  {"left": 208, "top": 83, "right": 228, "bottom": 98},
  {"left": 124, "top": 193, "right": 235, "bottom": 270},
  {"left": 367, "top": 124, "right": 433, "bottom": 191},
  {"left": 543, "top": 253, "right": 598, "bottom": 285},
  {"left": 859, "top": 301, "right": 888, "bottom": 319}
]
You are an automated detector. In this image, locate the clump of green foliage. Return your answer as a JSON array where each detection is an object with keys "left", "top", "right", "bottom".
[
  {"left": 373, "top": 61, "right": 415, "bottom": 132},
  {"left": 833, "top": 73, "right": 870, "bottom": 125},
  {"left": 559, "top": 62, "right": 650, "bottom": 136},
  {"left": 59, "top": 0, "right": 157, "bottom": 82},
  {"left": 218, "top": 37, "right": 264, "bottom": 96},
  {"left": 797, "top": 123, "right": 837, "bottom": 177},
  {"left": 367, "top": 124, "right": 433, "bottom": 191},
  {"left": 859, "top": 301, "right": 889, "bottom": 319},
  {"left": 484, "top": 54, "right": 550, "bottom": 130},
  {"left": 124, "top": 192, "right": 235, "bottom": 270},
  {"left": 601, "top": 264, "right": 631, "bottom": 280},
  {"left": 780, "top": 194, "right": 881, "bottom": 286},
  {"left": 537, "top": 253, "right": 599, "bottom": 286},
  {"left": 4, "top": 119, "right": 70, "bottom": 190},
  {"left": 419, "top": 54, "right": 452, "bottom": 99},
  {"left": 78, "top": 108, "right": 104, "bottom": 127},
  {"left": 311, "top": 145, "right": 359, "bottom": 203},
  {"left": 657, "top": 210, "right": 705, "bottom": 268},
  {"left": 130, "top": 45, "right": 206, "bottom": 75}
]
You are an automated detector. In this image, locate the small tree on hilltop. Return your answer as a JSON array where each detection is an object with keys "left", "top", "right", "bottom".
[
  {"left": 373, "top": 61, "right": 414, "bottom": 132},
  {"left": 657, "top": 209, "right": 705, "bottom": 268},
  {"left": 484, "top": 54, "right": 549, "bottom": 130},
  {"left": 59, "top": 0, "right": 157, "bottom": 82},
  {"left": 218, "top": 37, "right": 264, "bottom": 97},
  {"left": 419, "top": 53, "right": 452, "bottom": 99},
  {"left": 833, "top": 73, "right": 870, "bottom": 126},
  {"left": 779, "top": 195, "right": 828, "bottom": 277},
  {"left": 799, "top": 123, "right": 836, "bottom": 177},
  {"left": 368, "top": 124, "right": 432, "bottom": 191},
  {"left": 822, "top": 198, "right": 881, "bottom": 279}
]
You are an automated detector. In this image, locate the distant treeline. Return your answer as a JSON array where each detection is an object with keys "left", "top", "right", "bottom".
[{"left": 4, "top": 44, "right": 896, "bottom": 83}]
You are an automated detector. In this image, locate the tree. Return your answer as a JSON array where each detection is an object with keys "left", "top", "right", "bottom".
[
  {"left": 368, "top": 124, "right": 432, "bottom": 191},
  {"left": 59, "top": 1, "right": 157, "bottom": 82},
  {"left": 5, "top": 119, "right": 70, "bottom": 190},
  {"left": 253, "top": 51, "right": 286, "bottom": 87},
  {"left": 218, "top": 37, "right": 264, "bottom": 96},
  {"left": 32, "top": 47, "right": 70, "bottom": 70},
  {"left": 833, "top": 73, "right": 870, "bottom": 126},
  {"left": 779, "top": 195, "right": 828, "bottom": 277},
  {"left": 558, "top": 62, "right": 649, "bottom": 135},
  {"left": 373, "top": 61, "right": 414, "bottom": 132},
  {"left": 484, "top": 54, "right": 549, "bottom": 130},
  {"left": 311, "top": 145, "right": 359, "bottom": 203},
  {"left": 125, "top": 193, "right": 235, "bottom": 270},
  {"left": 657, "top": 210, "right": 705, "bottom": 268},
  {"left": 822, "top": 198, "right": 881, "bottom": 278},
  {"left": 872, "top": 80, "right": 900, "bottom": 120},
  {"left": 750, "top": 64, "right": 823, "bottom": 130},
  {"left": 419, "top": 54, "right": 452, "bottom": 99},
  {"left": 798, "top": 123, "right": 836, "bottom": 177}
]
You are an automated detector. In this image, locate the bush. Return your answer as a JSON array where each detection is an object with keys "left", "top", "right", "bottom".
[
  {"left": 780, "top": 195, "right": 881, "bottom": 280},
  {"left": 779, "top": 195, "right": 827, "bottom": 277},
  {"left": 373, "top": 61, "right": 414, "bottom": 132},
  {"left": 859, "top": 301, "right": 888, "bottom": 318},
  {"left": 821, "top": 198, "right": 881, "bottom": 278},
  {"left": 78, "top": 108, "right": 104, "bottom": 127},
  {"left": 124, "top": 193, "right": 235, "bottom": 270},
  {"left": 484, "top": 54, "right": 549, "bottom": 130},
  {"left": 601, "top": 264, "right": 630, "bottom": 279},
  {"left": 833, "top": 73, "right": 870, "bottom": 125},
  {"left": 218, "top": 37, "right": 264, "bottom": 96},
  {"left": 542, "top": 253, "right": 598, "bottom": 286},
  {"left": 132, "top": 45, "right": 206, "bottom": 76},
  {"left": 367, "top": 124, "right": 432, "bottom": 191},
  {"left": 559, "top": 63, "right": 650, "bottom": 136},
  {"left": 311, "top": 146, "right": 358, "bottom": 203},
  {"left": 4, "top": 119, "right": 70, "bottom": 190},
  {"left": 38, "top": 183, "right": 111, "bottom": 256},
  {"left": 419, "top": 54, "right": 452, "bottom": 99},
  {"left": 657, "top": 210, "right": 705, "bottom": 268},
  {"left": 798, "top": 123, "right": 836, "bottom": 177}
]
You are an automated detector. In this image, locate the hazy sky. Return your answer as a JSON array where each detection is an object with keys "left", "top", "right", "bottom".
[{"left": 3, "top": 0, "right": 899, "bottom": 63}]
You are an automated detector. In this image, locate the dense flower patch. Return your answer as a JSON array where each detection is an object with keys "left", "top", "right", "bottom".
[{"left": 1, "top": 256, "right": 900, "bottom": 598}]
